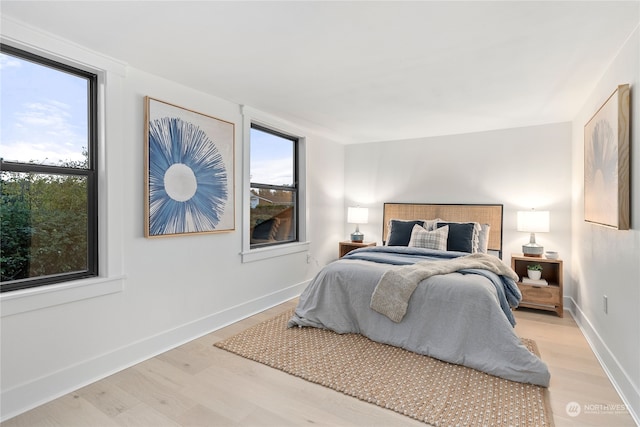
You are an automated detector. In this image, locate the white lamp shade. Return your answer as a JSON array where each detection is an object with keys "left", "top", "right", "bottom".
[
  {"left": 347, "top": 207, "right": 369, "bottom": 224},
  {"left": 517, "top": 210, "right": 549, "bottom": 233}
]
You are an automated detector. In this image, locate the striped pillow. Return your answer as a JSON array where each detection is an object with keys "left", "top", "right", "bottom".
[{"left": 408, "top": 224, "right": 449, "bottom": 251}]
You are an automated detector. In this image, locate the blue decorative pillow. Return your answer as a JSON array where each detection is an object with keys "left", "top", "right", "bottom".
[
  {"left": 436, "top": 222, "right": 477, "bottom": 253},
  {"left": 386, "top": 219, "right": 425, "bottom": 246}
]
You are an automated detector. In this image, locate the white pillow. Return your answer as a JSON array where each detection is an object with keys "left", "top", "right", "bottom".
[
  {"left": 422, "top": 218, "right": 442, "bottom": 231},
  {"left": 408, "top": 224, "right": 449, "bottom": 251},
  {"left": 478, "top": 223, "right": 491, "bottom": 254}
]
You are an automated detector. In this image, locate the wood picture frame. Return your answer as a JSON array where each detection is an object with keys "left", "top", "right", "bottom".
[
  {"left": 144, "top": 97, "right": 235, "bottom": 237},
  {"left": 584, "top": 84, "right": 630, "bottom": 230}
]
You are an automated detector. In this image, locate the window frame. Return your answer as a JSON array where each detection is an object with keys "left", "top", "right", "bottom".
[
  {"left": 0, "top": 43, "right": 99, "bottom": 292},
  {"left": 241, "top": 107, "right": 309, "bottom": 263},
  {"left": 249, "top": 123, "right": 299, "bottom": 249}
]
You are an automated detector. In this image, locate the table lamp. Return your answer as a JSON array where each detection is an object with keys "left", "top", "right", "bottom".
[
  {"left": 517, "top": 209, "right": 549, "bottom": 257},
  {"left": 347, "top": 207, "right": 369, "bottom": 242}
]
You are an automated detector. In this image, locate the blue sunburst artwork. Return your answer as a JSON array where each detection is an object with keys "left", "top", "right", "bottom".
[{"left": 145, "top": 98, "right": 235, "bottom": 237}]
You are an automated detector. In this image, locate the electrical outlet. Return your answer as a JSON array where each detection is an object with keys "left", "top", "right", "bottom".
[
  {"left": 306, "top": 253, "right": 311, "bottom": 264},
  {"left": 603, "top": 295, "right": 608, "bottom": 314}
]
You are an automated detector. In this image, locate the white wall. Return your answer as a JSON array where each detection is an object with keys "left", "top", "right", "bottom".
[
  {"left": 0, "top": 21, "right": 344, "bottom": 420},
  {"left": 570, "top": 26, "right": 640, "bottom": 422},
  {"left": 344, "top": 123, "right": 573, "bottom": 270}
]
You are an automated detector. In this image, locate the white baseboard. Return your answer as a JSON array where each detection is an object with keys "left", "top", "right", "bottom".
[
  {"left": 0, "top": 280, "right": 308, "bottom": 422},
  {"left": 565, "top": 297, "right": 640, "bottom": 426}
]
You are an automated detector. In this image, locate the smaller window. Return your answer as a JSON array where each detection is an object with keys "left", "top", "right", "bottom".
[{"left": 249, "top": 124, "right": 298, "bottom": 248}]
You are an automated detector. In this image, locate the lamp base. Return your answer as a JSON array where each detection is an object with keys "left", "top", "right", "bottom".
[
  {"left": 351, "top": 231, "right": 364, "bottom": 242},
  {"left": 522, "top": 243, "right": 544, "bottom": 257}
]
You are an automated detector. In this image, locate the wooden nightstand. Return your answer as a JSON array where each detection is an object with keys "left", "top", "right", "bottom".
[
  {"left": 511, "top": 254, "right": 563, "bottom": 317},
  {"left": 339, "top": 241, "right": 376, "bottom": 258}
]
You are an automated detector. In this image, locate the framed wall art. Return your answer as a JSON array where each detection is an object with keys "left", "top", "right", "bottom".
[
  {"left": 144, "top": 97, "right": 235, "bottom": 237},
  {"left": 584, "top": 84, "right": 630, "bottom": 230}
]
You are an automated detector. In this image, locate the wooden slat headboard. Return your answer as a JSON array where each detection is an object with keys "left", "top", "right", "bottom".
[{"left": 383, "top": 203, "right": 504, "bottom": 255}]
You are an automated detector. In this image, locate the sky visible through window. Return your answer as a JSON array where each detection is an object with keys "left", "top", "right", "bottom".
[
  {"left": 250, "top": 127, "right": 294, "bottom": 187},
  {"left": 0, "top": 52, "right": 88, "bottom": 166}
]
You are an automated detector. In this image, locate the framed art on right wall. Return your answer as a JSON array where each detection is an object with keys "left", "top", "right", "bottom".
[{"left": 584, "top": 84, "right": 630, "bottom": 230}]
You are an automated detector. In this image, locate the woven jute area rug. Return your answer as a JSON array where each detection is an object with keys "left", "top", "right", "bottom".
[{"left": 214, "top": 309, "right": 553, "bottom": 427}]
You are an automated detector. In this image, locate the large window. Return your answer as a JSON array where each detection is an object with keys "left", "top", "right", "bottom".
[
  {"left": 249, "top": 124, "right": 298, "bottom": 248},
  {"left": 0, "top": 44, "right": 98, "bottom": 292}
]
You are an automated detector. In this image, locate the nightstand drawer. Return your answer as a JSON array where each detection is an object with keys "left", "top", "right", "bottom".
[
  {"left": 518, "top": 284, "right": 559, "bottom": 306},
  {"left": 339, "top": 241, "right": 376, "bottom": 258}
]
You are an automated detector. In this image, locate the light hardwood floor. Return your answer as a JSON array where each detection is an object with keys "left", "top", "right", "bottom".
[{"left": 2, "top": 300, "right": 636, "bottom": 427}]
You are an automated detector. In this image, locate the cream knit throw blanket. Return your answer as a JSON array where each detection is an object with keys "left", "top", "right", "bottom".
[{"left": 370, "top": 253, "right": 519, "bottom": 322}]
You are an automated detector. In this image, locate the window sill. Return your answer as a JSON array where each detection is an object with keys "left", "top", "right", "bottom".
[
  {"left": 241, "top": 241, "right": 310, "bottom": 263},
  {"left": 1, "top": 275, "right": 125, "bottom": 317}
]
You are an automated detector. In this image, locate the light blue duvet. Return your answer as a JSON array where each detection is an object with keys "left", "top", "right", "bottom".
[{"left": 289, "top": 246, "right": 550, "bottom": 387}]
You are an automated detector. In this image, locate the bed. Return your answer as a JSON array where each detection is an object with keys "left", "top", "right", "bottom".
[{"left": 288, "top": 203, "right": 550, "bottom": 387}]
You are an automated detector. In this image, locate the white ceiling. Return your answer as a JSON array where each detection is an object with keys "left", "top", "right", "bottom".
[{"left": 2, "top": 1, "right": 639, "bottom": 144}]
